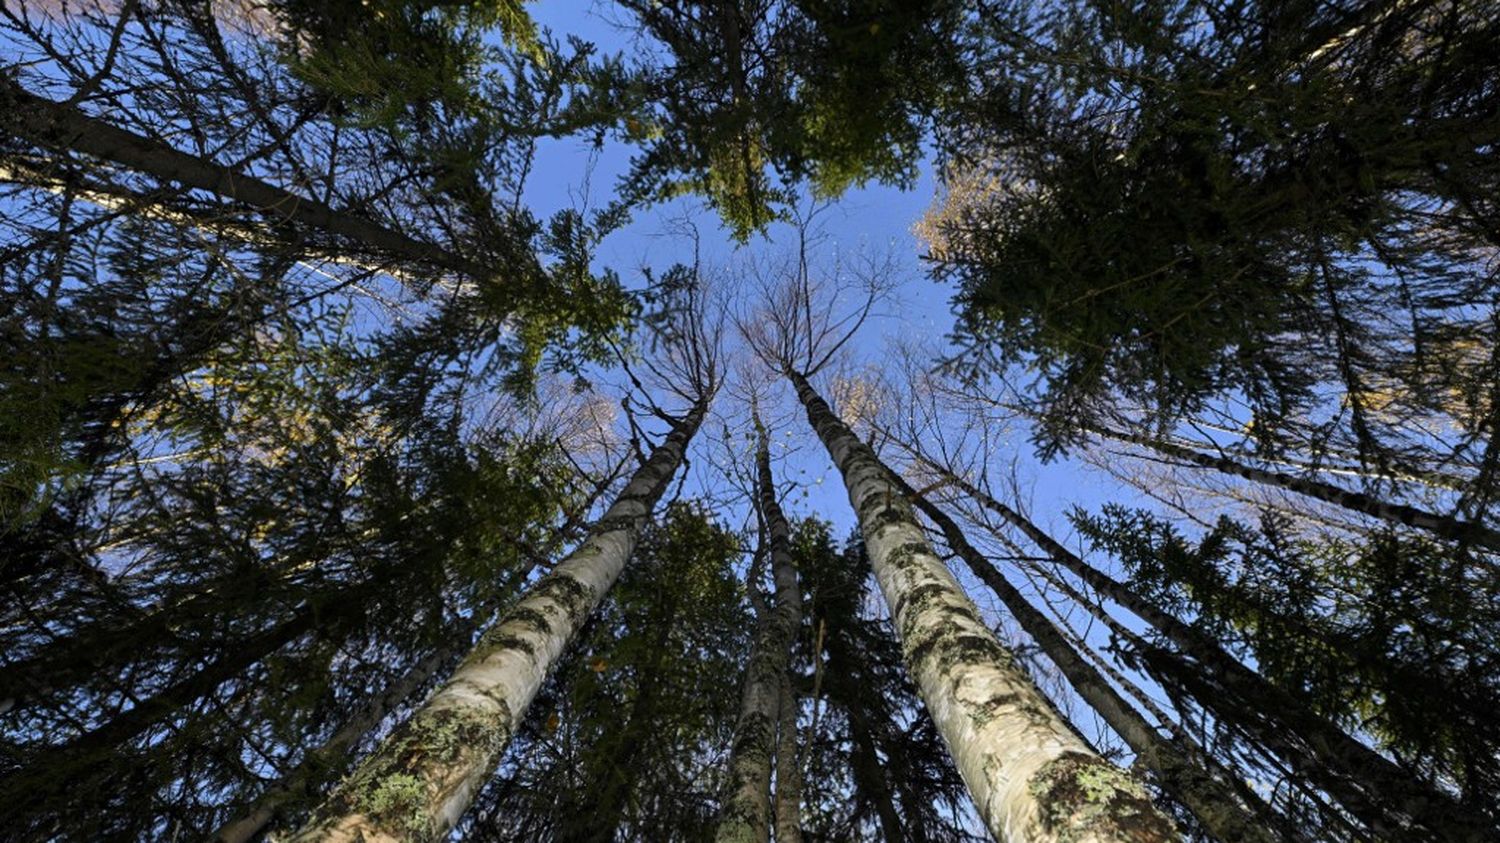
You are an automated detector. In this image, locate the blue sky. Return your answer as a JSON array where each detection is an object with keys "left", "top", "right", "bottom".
[{"left": 518, "top": 0, "right": 1153, "bottom": 577}]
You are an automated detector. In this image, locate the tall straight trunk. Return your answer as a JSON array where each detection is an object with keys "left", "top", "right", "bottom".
[
  {"left": 0, "top": 79, "right": 485, "bottom": 279},
  {"left": 213, "top": 628, "right": 476, "bottom": 843},
  {"left": 787, "top": 371, "right": 1174, "bottom": 842},
  {"left": 928, "top": 459, "right": 1495, "bottom": 841},
  {"left": 774, "top": 673, "right": 803, "bottom": 843},
  {"left": 892, "top": 470, "right": 1280, "bottom": 843},
  {"left": 717, "top": 409, "right": 804, "bottom": 843},
  {"left": 288, "top": 399, "right": 707, "bottom": 842},
  {"left": 1100, "top": 427, "right": 1500, "bottom": 554}
]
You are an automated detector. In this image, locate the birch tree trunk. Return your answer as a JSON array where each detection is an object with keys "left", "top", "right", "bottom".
[
  {"left": 287, "top": 399, "right": 707, "bottom": 842},
  {"left": 0, "top": 79, "right": 485, "bottom": 279},
  {"left": 717, "top": 409, "right": 804, "bottom": 843},
  {"left": 1099, "top": 427, "right": 1500, "bottom": 555},
  {"left": 928, "top": 459, "right": 1495, "bottom": 841},
  {"left": 891, "top": 469, "right": 1279, "bottom": 843},
  {"left": 213, "top": 629, "right": 474, "bottom": 843},
  {"left": 787, "top": 371, "right": 1175, "bottom": 843}
]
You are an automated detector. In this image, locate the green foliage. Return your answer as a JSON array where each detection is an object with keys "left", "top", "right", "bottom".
[
  {"left": 616, "top": 0, "right": 965, "bottom": 238},
  {"left": 271, "top": 0, "right": 538, "bottom": 129},
  {"left": 0, "top": 278, "right": 582, "bottom": 836},
  {"left": 934, "top": 0, "right": 1500, "bottom": 462},
  {"left": 469, "top": 502, "right": 751, "bottom": 842},
  {"left": 1073, "top": 504, "right": 1500, "bottom": 805}
]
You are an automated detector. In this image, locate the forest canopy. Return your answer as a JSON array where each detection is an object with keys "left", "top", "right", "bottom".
[{"left": 1, "top": 0, "right": 1496, "bottom": 841}]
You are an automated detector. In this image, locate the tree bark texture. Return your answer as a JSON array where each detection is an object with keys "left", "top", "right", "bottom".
[
  {"left": 893, "top": 469, "right": 1279, "bottom": 843},
  {"left": 788, "top": 371, "right": 1175, "bottom": 843},
  {"left": 717, "top": 409, "right": 804, "bottom": 843},
  {"left": 932, "top": 460, "right": 1495, "bottom": 841},
  {"left": 287, "top": 400, "right": 707, "bottom": 842}
]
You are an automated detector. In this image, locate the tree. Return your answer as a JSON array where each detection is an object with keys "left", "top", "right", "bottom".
[
  {"left": 287, "top": 283, "right": 720, "bottom": 841},
  {"left": 926, "top": 0, "right": 1500, "bottom": 505},
  {"left": 891, "top": 468, "right": 1281, "bottom": 843},
  {"left": 6, "top": 2, "right": 1499, "bottom": 840},
  {"left": 791, "top": 519, "right": 983, "bottom": 842},
  {"left": 745, "top": 267, "right": 1176, "bottom": 841},
  {"left": 930, "top": 459, "right": 1495, "bottom": 840},
  {"left": 1073, "top": 505, "right": 1500, "bottom": 815},
  {"left": 614, "top": 0, "right": 965, "bottom": 237},
  {"left": 464, "top": 501, "right": 751, "bottom": 843},
  {"left": 715, "top": 401, "right": 804, "bottom": 842}
]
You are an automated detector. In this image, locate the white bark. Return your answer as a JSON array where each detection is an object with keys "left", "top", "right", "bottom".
[
  {"left": 716, "top": 411, "right": 803, "bottom": 843},
  {"left": 789, "top": 372, "right": 1173, "bottom": 843},
  {"left": 286, "top": 401, "right": 707, "bottom": 842},
  {"left": 214, "top": 632, "right": 470, "bottom": 843}
]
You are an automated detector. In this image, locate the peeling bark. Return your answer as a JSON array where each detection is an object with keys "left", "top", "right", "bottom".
[
  {"left": 787, "top": 371, "right": 1174, "bottom": 843},
  {"left": 287, "top": 400, "right": 708, "bottom": 842}
]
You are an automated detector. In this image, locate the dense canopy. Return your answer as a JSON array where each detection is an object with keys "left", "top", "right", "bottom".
[{"left": 1, "top": 0, "right": 1496, "bottom": 841}]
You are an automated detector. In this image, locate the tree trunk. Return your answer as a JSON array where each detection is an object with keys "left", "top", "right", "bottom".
[
  {"left": 0, "top": 595, "right": 363, "bottom": 814},
  {"left": 287, "top": 399, "right": 707, "bottom": 842},
  {"left": 212, "top": 628, "right": 475, "bottom": 843},
  {"left": 0, "top": 156, "right": 405, "bottom": 281},
  {"left": 717, "top": 407, "right": 804, "bottom": 843},
  {"left": 1102, "top": 427, "right": 1500, "bottom": 555},
  {"left": 0, "top": 79, "right": 484, "bottom": 279},
  {"left": 774, "top": 672, "right": 804, "bottom": 843},
  {"left": 892, "top": 469, "right": 1280, "bottom": 843},
  {"left": 787, "top": 371, "right": 1175, "bottom": 843},
  {"left": 930, "top": 459, "right": 1495, "bottom": 841},
  {"left": 845, "top": 702, "right": 905, "bottom": 843}
]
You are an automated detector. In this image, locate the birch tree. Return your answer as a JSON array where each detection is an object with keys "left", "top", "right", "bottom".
[
  {"left": 715, "top": 401, "right": 804, "bottom": 843},
  {"left": 213, "top": 619, "right": 482, "bottom": 843},
  {"left": 919, "top": 457, "right": 1496, "bottom": 841},
  {"left": 287, "top": 285, "right": 721, "bottom": 841},
  {"left": 463, "top": 502, "right": 750, "bottom": 842},
  {"left": 889, "top": 467, "right": 1281, "bottom": 843},
  {"left": 745, "top": 268, "right": 1175, "bottom": 841},
  {"left": 790, "top": 517, "right": 981, "bottom": 842}
]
